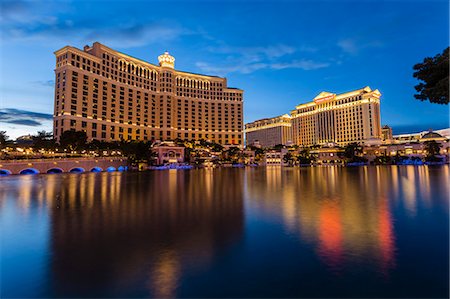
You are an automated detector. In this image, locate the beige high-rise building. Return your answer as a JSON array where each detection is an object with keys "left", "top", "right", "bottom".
[
  {"left": 53, "top": 42, "right": 243, "bottom": 145},
  {"left": 291, "top": 86, "right": 382, "bottom": 146},
  {"left": 245, "top": 114, "right": 292, "bottom": 147}
]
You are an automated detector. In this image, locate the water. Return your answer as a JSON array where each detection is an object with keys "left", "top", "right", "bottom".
[{"left": 1, "top": 166, "right": 448, "bottom": 298}]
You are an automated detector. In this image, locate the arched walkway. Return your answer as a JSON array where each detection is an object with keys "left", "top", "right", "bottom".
[
  {"left": 47, "top": 168, "right": 63, "bottom": 174},
  {"left": 106, "top": 166, "right": 116, "bottom": 172},
  {"left": 0, "top": 169, "right": 12, "bottom": 176},
  {"left": 19, "top": 168, "right": 39, "bottom": 175},
  {"left": 69, "top": 167, "right": 85, "bottom": 173},
  {"left": 90, "top": 167, "right": 103, "bottom": 172}
]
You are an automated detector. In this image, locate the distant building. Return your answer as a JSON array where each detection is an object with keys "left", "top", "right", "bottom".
[
  {"left": 392, "top": 128, "right": 450, "bottom": 144},
  {"left": 53, "top": 42, "right": 243, "bottom": 145},
  {"left": 245, "top": 114, "right": 292, "bottom": 148},
  {"left": 291, "top": 86, "right": 382, "bottom": 146},
  {"left": 14, "top": 134, "right": 34, "bottom": 146},
  {"left": 381, "top": 125, "right": 393, "bottom": 141}
]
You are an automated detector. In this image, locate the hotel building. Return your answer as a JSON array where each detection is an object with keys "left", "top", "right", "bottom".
[
  {"left": 53, "top": 42, "right": 243, "bottom": 145},
  {"left": 245, "top": 114, "right": 292, "bottom": 147},
  {"left": 291, "top": 86, "right": 382, "bottom": 146}
]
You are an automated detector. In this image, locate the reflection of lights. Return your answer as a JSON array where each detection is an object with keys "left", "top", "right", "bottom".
[
  {"left": 317, "top": 200, "right": 343, "bottom": 271},
  {"left": 402, "top": 167, "right": 417, "bottom": 216},
  {"left": 149, "top": 250, "right": 180, "bottom": 298},
  {"left": 378, "top": 198, "right": 396, "bottom": 275}
]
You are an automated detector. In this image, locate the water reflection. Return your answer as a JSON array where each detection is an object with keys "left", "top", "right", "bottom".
[
  {"left": 1, "top": 170, "right": 245, "bottom": 298},
  {"left": 0, "top": 166, "right": 448, "bottom": 298},
  {"left": 244, "top": 166, "right": 444, "bottom": 276}
]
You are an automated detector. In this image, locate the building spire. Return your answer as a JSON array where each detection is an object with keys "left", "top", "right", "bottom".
[{"left": 158, "top": 51, "right": 175, "bottom": 68}]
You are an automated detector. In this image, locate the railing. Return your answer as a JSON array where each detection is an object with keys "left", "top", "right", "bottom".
[{"left": 0, "top": 157, "right": 127, "bottom": 164}]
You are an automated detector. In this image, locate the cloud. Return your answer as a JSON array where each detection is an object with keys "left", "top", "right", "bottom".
[
  {"left": 0, "top": 1, "right": 187, "bottom": 48},
  {"left": 0, "top": 108, "right": 53, "bottom": 127},
  {"left": 196, "top": 43, "right": 330, "bottom": 75},
  {"left": 271, "top": 60, "right": 330, "bottom": 70},
  {"left": 31, "top": 80, "right": 55, "bottom": 87},
  {"left": 2, "top": 18, "right": 185, "bottom": 48},
  {"left": 337, "top": 38, "right": 384, "bottom": 55},
  {"left": 5, "top": 119, "right": 42, "bottom": 126}
]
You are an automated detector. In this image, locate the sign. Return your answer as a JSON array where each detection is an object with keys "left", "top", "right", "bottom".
[{"left": 314, "top": 94, "right": 335, "bottom": 104}]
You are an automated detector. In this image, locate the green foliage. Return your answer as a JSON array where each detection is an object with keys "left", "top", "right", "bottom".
[
  {"left": 0, "top": 131, "right": 9, "bottom": 148},
  {"left": 59, "top": 130, "right": 88, "bottom": 151},
  {"left": 282, "top": 152, "right": 295, "bottom": 166},
  {"left": 32, "top": 131, "right": 56, "bottom": 150},
  {"left": 121, "top": 141, "right": 154, "bottom": 164},
  {"left": 413, "top": 47, "right": 449, "bottom": 104},
  {"left": 297, "top": 148, "right": 314, "bottom": 165},
  {"left": 272, "top": 144, "right": 284, "bottom": 150},
  {"left": 224, "top": 146, "right": 241, "bottom": 163},
  {"left": 374, "top": 155, "right": 392, "bottom": 165},
  {"left": 343, "top": 143, "right": 363, "bottom": 161},
  {"left": 424, "top": 140, "right": 442, "bottom": 160}
]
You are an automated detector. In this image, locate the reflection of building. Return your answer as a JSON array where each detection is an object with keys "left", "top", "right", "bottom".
[
  {"left": 291, "top": 87, "right": 382, "bottom": 146},
  {"left": 48, "top": 170, "right": 244, "bottom": 297},
  {"left": 53, "top": 42, "right": 243, "bottom": 145},
  {"left": 245, "top": 167, "right": 399, "bottom": 273},
  {"left": 153, "top": 142, "right": 185, "bottom": 164},
  {"left": 245, "top": 114, "right": 292, "bottom": 147}
]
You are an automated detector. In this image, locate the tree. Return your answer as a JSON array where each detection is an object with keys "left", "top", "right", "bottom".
[
  {"left": 0, "top": 131, "right": 9, "bottom": 149},
  {"left": 33, "top": 131, "right": 55, "bottom": 150},
  {"left": 342, "top": 143, "right": 366, "bottom": 162},
  {"left": 283, "top": 152, "right": 295, "bottom": 166},
  {"left": 413, "top": 47, "right": 449, "bottom": 104},
  {"left": 297, "top": 148, "right": 314, "bottom": 165},
  {"left": 424, "top": 140, "right": 442, "bottom": 161},
  {"left": 59, "top": 130, "right": 88, "bottom": 151}
]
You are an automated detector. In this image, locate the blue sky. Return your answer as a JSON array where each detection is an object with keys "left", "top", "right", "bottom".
[{"left": 0, "top": 0, "right": 449, "bottom": 139}]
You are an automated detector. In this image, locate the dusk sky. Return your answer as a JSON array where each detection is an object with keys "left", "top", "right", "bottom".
[{"left": 1, "top": 0, "right": 449, "bottom": 139}]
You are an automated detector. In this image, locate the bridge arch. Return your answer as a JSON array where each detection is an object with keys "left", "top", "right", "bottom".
[
  {"left": 0, "top": 169, "right": 12, "bottom": 176},
  {"left": 69, "top": 167, "right": 85, "bottom": 173},
  {"left": 90, "top": 167, "right": 103, "bottom": 172},
  {"left": 117, "top": 166, "right": 126, "bottom": 172},
  {"left": 106, "top": 166, "right": 116, "bottom": 172},
  {"left": 47, "top": 168, "right": 63, "bottom": 174},
  {"left": 19, "top": 168, "right": 39, "bottom": 175}
]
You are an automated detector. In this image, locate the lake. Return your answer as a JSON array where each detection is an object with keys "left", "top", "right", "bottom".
[{"left": 1, "top": 166, "right": 448, "bottom": 298}]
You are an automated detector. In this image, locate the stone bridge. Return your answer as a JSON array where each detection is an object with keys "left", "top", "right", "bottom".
[{"left": 0, "top": 157, "right": 128, "bottom": 175}]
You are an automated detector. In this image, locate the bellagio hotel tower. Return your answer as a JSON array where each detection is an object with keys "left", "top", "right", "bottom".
[{"left": 53, "top": 42, "right": 243, "bottom": 145}]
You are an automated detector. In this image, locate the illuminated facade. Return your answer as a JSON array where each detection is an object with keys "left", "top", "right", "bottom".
[
  {"left": 381, "top": 125, "right": 393, "bottom": 142},
  {"left": 291, "top": 86, "right": 382, "bottom": 146},
  {"left": 245, "top": 114, "right": 292, "bottom": 147},
  {"left": 53, "top": 42, "right": 243, "bottom": 145}
]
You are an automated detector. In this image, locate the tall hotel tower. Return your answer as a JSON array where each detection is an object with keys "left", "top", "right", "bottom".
[
  {"left": 53, "top": 42, "right": 243, "bottom": 145},
  {"left": 245, "top": 86, "right": 382, "bottom": 147},
  {"left": 291, "top": 87, "right": 381, "bottom": 146}
]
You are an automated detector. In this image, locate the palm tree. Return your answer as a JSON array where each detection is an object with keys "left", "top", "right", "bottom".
[
  {"left": 424, "top": 140, "right": 442, "bottom": 162},
  {"left": 283, "top": 152, "right": 295, "bottom": 166}
]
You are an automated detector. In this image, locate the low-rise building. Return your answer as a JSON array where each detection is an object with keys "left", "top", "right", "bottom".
[
  {"left": 264, "top": 150, "right": 286, "bottom": 166},
  {"left": 310, "top": 147, "right": 345, "bottom": 165},
  {"left": 153, "top": 142, "right": 185, "bottom": 165}
]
